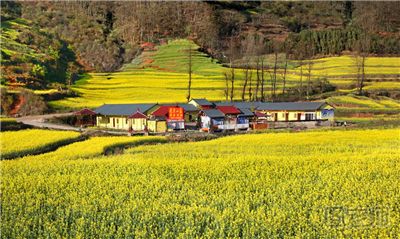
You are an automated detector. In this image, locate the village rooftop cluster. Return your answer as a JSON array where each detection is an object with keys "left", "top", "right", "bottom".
[{"left": 75, "top": 99, "right": 335, "bottom": 133}]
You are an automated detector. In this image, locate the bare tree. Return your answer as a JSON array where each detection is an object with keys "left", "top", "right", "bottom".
[
  {"left": 353, "top": 33, "right": 370, "bottom": 95},
  {"left": 242, "top": 61, "right": 250, "bottom": 101},
  {"left": 272, "top": 51, "right": 278, "bottom": 100},
  {"left": 299, "top": 61, "right": 304, "bottom": 99},
  {"left": 223, "top": 71, "right": 229, "bottom": 101},
  {"left": 260, "top": 57, "right": 266, "bottom": 102},
  {"left": 281, "top": 53, "right": 288, "bottom": 95},
  {"left": 230, "top": 67, "right": 235, "bottom": 102},
  {"left": 248, "top": 68, "right": 253, "bottom": 101},
  {"left": 306, "top": 60, "right": 313, "bottom": 99},
  {"left": 186, "top": 43, "right": 192, "bottom": 102},
  {"left": 254, "top": 57, "right": 261, "bottom": 101}
]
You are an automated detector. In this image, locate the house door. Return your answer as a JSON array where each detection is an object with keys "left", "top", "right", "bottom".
[
  {"left": 285, "top": 113, "right": 289, "bottom": 121},
  {"left": 297, "top": 113, "right": 301, "bottom": 121},
  {"left": 274, "top": 113, "right": 278, "bottom": 122},
  {"left": 113, "top": 118, "right": 115, "bottom": 127}
]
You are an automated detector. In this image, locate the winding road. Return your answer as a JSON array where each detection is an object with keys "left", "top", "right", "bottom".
[{"left": 16, "top": 112, "right": 82, "bottom": 131}]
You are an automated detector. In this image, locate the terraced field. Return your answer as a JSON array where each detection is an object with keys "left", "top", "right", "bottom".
[
  {"left": 51, "top": 39, "right": 400, "bottom": 109},
  {"left": 2, "top": 128, "right": 399, "bottom": 238},
  {"left": 0, "top": 129, "right": 81, "bottom": 159}
]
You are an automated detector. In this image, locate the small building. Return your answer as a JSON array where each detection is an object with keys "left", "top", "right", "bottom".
[
  {"left": 150, "top": 105, "right": 185, "bottom": 131},
  {"left": 128, "top": 110, "right": 148, "bottom": 131},
  {"left": 237, "top": 108, "right": 253, "bottom": 130},
  {"left": 147, "top": 119, "right": 167, "bottom": 133},
  {"left": 256, "top": 102, "right": 334, "bottom": 122},
  {"left": 74, "top": 108, "right": 97, "bottom": 127},
  {"left": 94, "top": 103, "right": 156, "bottom": 130},
  {"left": 252, "top": 111, "right": 269, "bottom": 130},
  {"left": 216, "top": 106, "right": 241, "bottom": 131},
  {"left": 200, "top": 109, "right": 225, "bottom": 132},
  {"left": 189, "top": 98, "right": 214, "bottom": 110}
]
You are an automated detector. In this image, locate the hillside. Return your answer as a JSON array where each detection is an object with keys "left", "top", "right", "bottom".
[
  {"left": 1, "top": 18, "right": 81, "bottom": 89},
  {"left": 50, "top": 39, "right": 400, "bottom": 125}
]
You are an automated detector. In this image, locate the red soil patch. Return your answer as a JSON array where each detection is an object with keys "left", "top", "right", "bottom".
[{"left": 9, "top": 94, "right": 25, "bottom": 115}]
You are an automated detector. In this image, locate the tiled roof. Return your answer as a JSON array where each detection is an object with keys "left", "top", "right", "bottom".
[
  {"left": 95, "top": 104, "right": 156, "bottom": 116},
  {"left": 191, "top": 98, "right": 213, "bottom": 106},
  {"left": 257, "top": 102, "right": 327, "bottom": 111},
  {"left": 129, "top": 111, "right": 148, "bottom": 119},
  {"left": 158, "top": 103, "right": 198, "bottom": 112},
  {"left": 74, "top": 108, "right": 97, "bottom": 115},
  {"left": 202, "top": 109, "right": 225, "bottom": 118},
  {"left": 238, "top": 108, "right": 254, "bottom": 117},
  {"left": 216, "top": 106, "right": 241, "bottom": 114}
]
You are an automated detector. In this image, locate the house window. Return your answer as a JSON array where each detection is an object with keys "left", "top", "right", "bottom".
[{"left": 305, "top": 113, "right": 314, "bottom": 121}]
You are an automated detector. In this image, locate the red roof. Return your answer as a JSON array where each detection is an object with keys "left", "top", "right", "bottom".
[
  {"left": 216, "top": 106, "right": 241, "bottom": 115},
  {"left": 129, "top": 111, "right": 147, "bottom": 119},
  {"left": 151, "top": 106, "right": 170, "bottom": 117},
  {"left": 74, "top": 108, "right": 96, "bottom": 115},
  {"left": 255, "top": 111, "right": 266, "bottom": 117}
]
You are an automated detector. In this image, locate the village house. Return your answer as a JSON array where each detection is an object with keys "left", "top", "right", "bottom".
[
  {"left": 199, "top": 109, "right": 225, "bottom": 132},
  {"left": 255, "top": 102, "right": 334, "bottom": 122},
  {"left": 88, "top": 99, "right": 334, "bottom": 132},
  {"left": 95, "top": 103, "right": 156, "bottom": 131},
  {"left": 236, "top": 108, "right": 253, "bottom": 130},
  {"left": 215, "top": 105, "right": 241, "bottom": 131}
]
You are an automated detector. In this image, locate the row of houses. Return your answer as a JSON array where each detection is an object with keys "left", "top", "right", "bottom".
[{"left": 76, "top": 98, "right": 335, "bottom": 133}]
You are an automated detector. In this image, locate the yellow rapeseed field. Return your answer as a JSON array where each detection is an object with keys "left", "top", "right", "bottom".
[
  {"left": 20, "top": 135, "right": 166, "bottom": 161},
  {"left": 2, "top": 128, "right": 399, "bottom": 238},
  {"left": 51, "top": 39, "right": 400, "bottom": 109},
  {"left": 0, "top": 129, "right": 81, "bottom": 159}
]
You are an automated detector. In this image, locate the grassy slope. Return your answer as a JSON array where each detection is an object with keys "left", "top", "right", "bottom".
[
  {"left": 51, "top": 39, "right": 399, "bottom": 113},
  {"left": 2, "top": 128, "right": 399, "bottom": 238}
]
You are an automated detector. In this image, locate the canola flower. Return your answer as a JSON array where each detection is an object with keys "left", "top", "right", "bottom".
[
  {"left": 0, "top": 129, "right": 81, "bottom": 159},
  {"left": 1, "top": 128, "right": 399, "bottom": 238}
]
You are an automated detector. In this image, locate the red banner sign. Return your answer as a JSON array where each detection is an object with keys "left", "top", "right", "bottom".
[{"left": 168, "top": 107, "right": 184, "bottom": 120}]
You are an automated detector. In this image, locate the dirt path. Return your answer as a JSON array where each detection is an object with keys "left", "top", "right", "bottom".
[
  {"left": 16, "top": 113, "right": 81, "bottom": 131},
  {"left": 15, "top": 113, "right": 130, "bottom": 135}
]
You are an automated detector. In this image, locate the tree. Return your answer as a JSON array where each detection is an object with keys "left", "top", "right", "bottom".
[
  {"left": 223, "top": 71, "right": 229, "bottom": 101},
  {"left": 241, "top": 61, "right": 250, "bottom": 101},
  {"left": 230, "top": 67, "right": 235, "bottom": 102},
  {"left": 260, "top": 57, "right": 266, "bottom": 102},
  {"left": 306, "top": 60, "right": 313, "bottom": 99},
  {"left": 186, "top": 43, "right": 193, "bottom": 102},
  {"left": 281, "top": 53, "right": 288, "bottom": 95},
  {"left": 248, "top": 67, "right": 253, "bottom": 101}
]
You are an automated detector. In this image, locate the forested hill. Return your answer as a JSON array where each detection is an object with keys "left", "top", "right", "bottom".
[{"left": 1, "top": 1, "right": 399, "bottom": 90}]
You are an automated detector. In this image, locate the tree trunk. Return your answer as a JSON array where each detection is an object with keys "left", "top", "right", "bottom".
[
  {"left": 306, "top": 60, "right": 312, "bottom": 100},
  {"left": 248, "top": 70, "right": 253, "bottom": 101},
  {"left": 282, "top": 55, "right": 288, "bottom": 95},
  {"left": 224, "top": 72, "right": 229, "bottom": 101},
  {"left": 260, "top": 58, "right": 265, "bottom": 102},
  {"left": 299, "top": 60, "right": 303, "bottom": 99},
  {"left": 242, "top": 66, "right": 249, "bottom": 101},
  {"left": 358, "top": 55, "right": 366, "bottom": 95},
  {"left": 230, "top": 65, "right": 235, "bottom": 102},
  {"left": 272, "top": 52, "right": 278, "bottom": 100},
  {"left": 255, "top": 58, "right": 260, "bottom": 101},
  {"left": 186, "top": 44, "right": 192, "bottom": 102}
]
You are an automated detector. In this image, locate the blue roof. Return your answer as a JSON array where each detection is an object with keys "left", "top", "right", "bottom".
[{"left": 95, "top": 104, "right": 156, "bottom": 116}]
